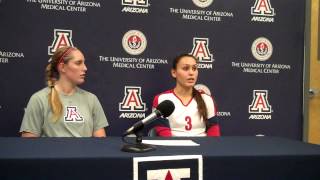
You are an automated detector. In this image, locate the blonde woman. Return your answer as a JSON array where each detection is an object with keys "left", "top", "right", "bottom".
[{"left": 20, "top": 46, "right": 108, "bottom": 137}]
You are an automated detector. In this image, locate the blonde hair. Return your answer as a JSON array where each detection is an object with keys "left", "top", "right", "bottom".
[{"left": 45, "top": 46, "right": 77, "bottom": 121}]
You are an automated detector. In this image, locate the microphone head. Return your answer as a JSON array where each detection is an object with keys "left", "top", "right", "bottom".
[{"left": 156, "top": 100, "right": 175, "bottom": 117}]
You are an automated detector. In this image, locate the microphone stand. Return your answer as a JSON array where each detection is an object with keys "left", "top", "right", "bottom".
[{"left": 121, "top": 130, "right": 156, "bottom": 153}]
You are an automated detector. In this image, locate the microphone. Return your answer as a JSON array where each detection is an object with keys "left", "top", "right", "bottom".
[{"left": 123, "top": 100, "right": 175, "bottom": 136}]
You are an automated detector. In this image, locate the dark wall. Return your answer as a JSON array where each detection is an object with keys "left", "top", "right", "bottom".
[{"left": 0, "top": 0, "right": 305, "bottom": 139}]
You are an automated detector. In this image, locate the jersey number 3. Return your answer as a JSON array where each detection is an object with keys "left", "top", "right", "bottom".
[{"left": 185, "top": 116, "right": 192, "bottom": 131}]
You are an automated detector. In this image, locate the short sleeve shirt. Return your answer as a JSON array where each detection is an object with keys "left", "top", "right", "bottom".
[{"left": 20, "top": 87, "right": 109, "bottom": 137}]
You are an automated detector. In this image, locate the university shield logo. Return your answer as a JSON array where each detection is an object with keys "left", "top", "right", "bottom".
[
  {"left": 122, "top": 30, "right": 147, "bottom": 55},
  {"left": 192, "top": 0, "right": 213, "bottom": 8},
  {"left": 48, "top": 29, "right": 74, "bottom": 55},
  {"left": 251, "top": 37, "right": 273, "bottom": 61},
  {"left": 190, "top": 38, "right": 213, "bottom": 63},
  {"left": 119, "top": 86, "right": 146, "bottom": 112}
]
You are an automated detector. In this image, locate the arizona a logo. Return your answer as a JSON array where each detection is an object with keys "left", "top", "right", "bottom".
[
  {"left": 122, "top": 0, "right": 149, "bottom": 7},
  {"left": 251, "top": 0, "right": 275, "bottom": 16},
  {"left": 133, "top": 155, "right": 203, "bottom": 180},
  {"left": 147, "top": 168, "right": 191, "bottom": 179},
  {"left": 119, "top": 86, "right": 146, "bottom": 112},
  {"left": 48, "top": 29, "right": 74, "bottom": 55},
  {"left": 249, "top": 90, "right": 272, "bottom": 113},
  {"left": 190, "top": 38, "right": 213, "bottom": 62},
  {"left": 64, "top": 106, "right": 84, "bottom": 122},
  {"left": 121, "top": 0, "right": 149, "bottom": 13}
]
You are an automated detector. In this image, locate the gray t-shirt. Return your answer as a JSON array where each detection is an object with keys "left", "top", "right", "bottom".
[{"left": 20, "top": 87, "right": 109, "bottom": 137}]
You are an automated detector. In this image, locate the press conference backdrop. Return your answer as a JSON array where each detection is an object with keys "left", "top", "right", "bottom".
[{"left": 0, "top": 0, "right": 305, "bottom": 139}]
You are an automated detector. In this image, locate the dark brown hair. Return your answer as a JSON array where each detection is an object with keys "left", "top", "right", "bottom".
[{"left": 172, "top": 54, "right": 208, "bottom": 122}]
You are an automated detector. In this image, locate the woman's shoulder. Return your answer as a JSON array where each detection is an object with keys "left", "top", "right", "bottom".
[
  {"left": 200, "top": 91, "right": 215, "bottom": 103},
  {"left": 27, "top": 87, "right": 51, "bottom": 104},
  {"left": 200, "top": 91, "right": 211, "bottom": 98},
  {"left": 155, "top": 89, "right": 173, "bottom": 97},
  {"left": 31, "top": 87, "right": 51, "bottom": 98},
  {"left": 153, "top": 89, "right": 174, "bottom": 107},
  {"left": 154, "top": 89, "right": 174, "bottom": 101},
  {"left": 76, "top": 87, "right": 98, "bottom": 99}
]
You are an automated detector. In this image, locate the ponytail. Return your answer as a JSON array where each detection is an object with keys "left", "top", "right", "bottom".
[
  {"left": 45, "top": 46, "right": 76, "bottom": 121},
  {"left": 193, "top": 87, "right": 208, "bottom": 124}
]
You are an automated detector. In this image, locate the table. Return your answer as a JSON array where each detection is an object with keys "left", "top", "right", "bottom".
[{"left": 0, "top": 137, "right": 319, "bottom": 179}]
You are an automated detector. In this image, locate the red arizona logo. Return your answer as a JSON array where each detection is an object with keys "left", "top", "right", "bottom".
[
  {"left": 133, "top": 155, "right": 203, "bottom": 180},
  {"left": 119, "top": 86, "right": 146, "bottom": 111},
  {"left": 147, "top": 168, "right": 190, "bottom": 179},
  {"left": 48, "top": 29, "right": 74, "bottom": 55},
  {"left": 251, "top": 0, "right": 275, "bottom": 16},
  {"left": 249, "top": 90, "right": 272, "bottom": 113},
  {"left": 190, "top": 37, "right": 213, "bottom": 62},
  {"left": 64, "top": 106, "right": 83, "bottom": 122},
  {"left": 122, "top": 0, "right": 148, "bottom": 7}
]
